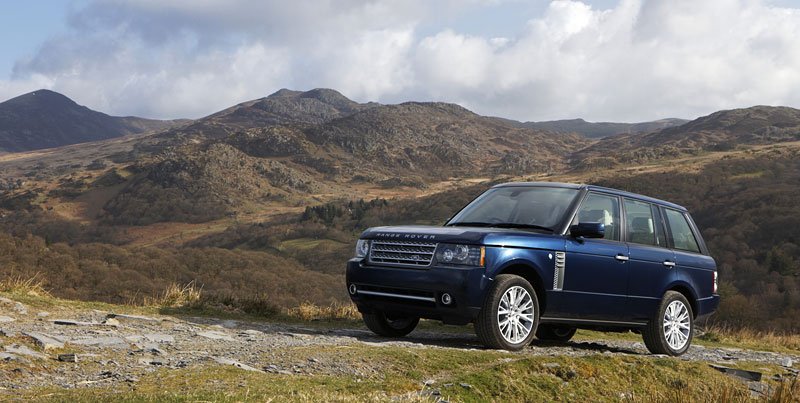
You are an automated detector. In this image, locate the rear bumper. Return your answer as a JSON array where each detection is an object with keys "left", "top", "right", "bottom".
[
  {"left": 345, "top": 258, "right": 491, "bottom": 325},
  {"left": 696, "top": 294, "right": 720, "bottom": 321}
]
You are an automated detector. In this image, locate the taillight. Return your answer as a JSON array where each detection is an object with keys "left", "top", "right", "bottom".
[{"left": 713, "top": 271, "right": 718, "bottom": 294}]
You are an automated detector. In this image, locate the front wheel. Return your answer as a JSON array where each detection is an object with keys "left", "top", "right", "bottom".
[
  {"left": 475, "top": 274, "right": 540, "bottom": 351},
  {"left": 642, "top": 291, "right": 694, "bottom": 356},
  {"left": 362, "top": 311, "right": 419, "bottom": 337}
]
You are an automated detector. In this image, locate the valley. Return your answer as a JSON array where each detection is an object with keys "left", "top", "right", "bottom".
[{"left": 0, "top": 89, "right": 799, "bottom": 334}]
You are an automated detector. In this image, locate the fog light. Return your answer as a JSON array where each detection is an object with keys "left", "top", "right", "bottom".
[
  {"left": 441, "top": 293, "right": 453, "bottom": 305},
  {"left": 349, "top": 284, "right": 357, "bottom": 295}
]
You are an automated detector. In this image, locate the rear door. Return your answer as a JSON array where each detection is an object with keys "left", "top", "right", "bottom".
[
  {"left": 662, "top": 208, "right": 717, "bottom": 301},
  {"left": 560, "top": 192, "right": 630, "bottom": 321},
  {"left": 624, "top": 199, "right": 676, "bottom": 322}
]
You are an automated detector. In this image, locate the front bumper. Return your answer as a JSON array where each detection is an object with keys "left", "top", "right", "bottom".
[{"left": 345, "top": 258, "right": 492, "bottom": 325}]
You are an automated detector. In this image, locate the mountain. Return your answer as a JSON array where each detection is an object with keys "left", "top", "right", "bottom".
[
  {"left": 101, "top": 89, "right": 583, "bottom": 225},
  {"left": 522, "top": 118, "right": 688, "bottom": 138},
  {"left": 573, "top": 105, "right": 800, "bottom": 167},
  {"left": 0, "top": 89, "right": 181, "bottom": 153}
]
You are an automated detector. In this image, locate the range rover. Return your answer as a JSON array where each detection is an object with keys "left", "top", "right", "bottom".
[{"left": 346, "top": 182, "right": 719, "bottom": 356}]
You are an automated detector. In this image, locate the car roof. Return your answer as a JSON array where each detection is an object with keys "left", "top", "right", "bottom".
[{"left": 492, "top": 182, "right": 687, "bottom": 211}]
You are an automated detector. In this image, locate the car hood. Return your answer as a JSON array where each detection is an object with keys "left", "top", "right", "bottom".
[{"left": 360, "top": 225, "right": 566, "bottom": 250}]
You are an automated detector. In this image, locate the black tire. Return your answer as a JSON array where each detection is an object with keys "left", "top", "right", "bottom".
[
  {"left": 362, "top": 311, "right": 419, "bottom": 337},
  {"left": 536, "top": 324, "right": 577, "bottom": 342},
  {"left": 642, "top": 291, "right": 694, "bottom": 356},
  {"left": 475, "top": 274, "right": 540, "bottom": 351}
]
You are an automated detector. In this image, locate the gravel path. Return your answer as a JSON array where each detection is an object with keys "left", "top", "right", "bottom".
[{"left": 0, "top": 296, "right": 797, "bottom": 394}]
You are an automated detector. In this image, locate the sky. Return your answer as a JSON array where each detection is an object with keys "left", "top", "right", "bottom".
[{"left": 1, "top": 0, "right": 799, "bottom": 122}]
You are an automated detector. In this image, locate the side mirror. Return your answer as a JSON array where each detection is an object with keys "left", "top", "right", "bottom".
[{"left": 570, "top": 222, "right": 605, "bottom": 239}]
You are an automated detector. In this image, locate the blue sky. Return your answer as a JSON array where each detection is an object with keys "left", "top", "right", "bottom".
[
  {"left": 0, "top": 3, "right": 69, "bottom": 78},
  {"left": 2, "top": 1, "right": 800, "bottom": 122}
]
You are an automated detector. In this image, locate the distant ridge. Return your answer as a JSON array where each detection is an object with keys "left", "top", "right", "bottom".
[
  {"left": 573, "top": 105, "right": 800, "bottom": 166},
  {"left": 522, "top": 117, "right": 688, "bottom": 138},
  {"left": 0, "top": 89, "right": 182, "bottom": 152}
]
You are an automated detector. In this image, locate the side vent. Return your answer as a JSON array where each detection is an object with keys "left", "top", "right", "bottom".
[{"left": 553, "top": 252, "right": 566, "bottom": 291}]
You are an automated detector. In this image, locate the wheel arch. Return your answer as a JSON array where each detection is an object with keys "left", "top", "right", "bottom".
[
  {"left": 494, "top": 260, "right": 548, "bottom": 313},
  {"left": 666, "top": 282, "right": 699, "bottom": 318}
]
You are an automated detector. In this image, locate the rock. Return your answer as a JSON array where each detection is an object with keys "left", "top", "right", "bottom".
[
  {"left": 5, "top": 344, "right": 47, "bottom": 359},
  {"left": 103, "top": 318, "right": 120, "bottom": 327},
  {"left": 214, "top": 357, "right": 262, "bottom": 372},
  {"left": 748, "top": 382, "right": 768, "bottom": 398},
  {"left": 423, "top": 379, "right": 435, "bottom": 386},
  {"left": 23, "top": 331, "right": 66, "bottom": 350},
  {"left": 138, "top": 358, "right": 164, "bottom": 366},
  {"left": 0, "top": 316, "right": 15, "bottom": 323},
  {"left": 710, "top": 364, "right": 762, "bottom": 382},
  {"left": 58, "top": 353, "right": 79, "bottom": 363},
  {"left": 780, "top": 358, "right": 793, "bottom": 368},
  {"left": 542, "top": 362, "right": 561, "bottom": 369},
  {"left": 220, "top": 320, "right": 238, "bottom": 329},
  {"left": 196, "top": 331, "right": 236, "bottom": 342},
  {"left": 70, "top": 336, "right": 129, "bottom": 349},
  {"left": 459, "top": 383, "right": 472, "bottom": 389},
  {"left": 37, "top": 311, "right": 51, "bottom": 318},
  {"left": 0, "top": 352, "right": 28, "bottom": 363},
  {"left": 13, "top": 302, "right": 27, "bottom": 315},
  {"left": 53, "top": 319, "right": 97, "bottom": 326},
  {"left": 107, "top": 313, "right": 160, "bottom": 323},
  {"left": 0, "top": 328, "right": 16, "bottom": 337},
  {"left": 145, "top": 334, "right": 175, "bottom": 344}
]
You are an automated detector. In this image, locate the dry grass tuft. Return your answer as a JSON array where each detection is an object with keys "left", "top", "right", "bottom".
[
  {"left": 145, "top": 281, "right": 202, "bottom": 308},
  {"left": 0, "top": 274, "right": 50, "bottom": 297},
  {"left": 700, "top": 324, "right": 800, "bottom": 352},
  {"left": 286, "top": 302, "right": 360, "bottom": 321},
  {"left": 768, "top": 376, "right": 799, "bottom": 403}
]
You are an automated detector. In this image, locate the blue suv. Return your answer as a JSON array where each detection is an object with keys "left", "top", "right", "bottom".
[{"left": 346, "top": 182, "right": 719, "bottom": 356}]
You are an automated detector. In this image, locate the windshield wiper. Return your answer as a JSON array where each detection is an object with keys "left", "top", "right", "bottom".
[
  {"left": 446, "top": 222, "right": 494, "bottom": 227},
  {"left": 490, "top": 223, "right": 555, "bottom": 232},
  {"left": 446, "top": 222, "right": 554, "bottom": 232}
]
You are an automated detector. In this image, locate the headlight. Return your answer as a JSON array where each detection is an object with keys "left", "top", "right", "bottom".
[
  {"left": 355, "top": 239, "right": 370, "bottom": 258},
  {"left": 435, "top": 244, "right": 485, "bottom": 267}
]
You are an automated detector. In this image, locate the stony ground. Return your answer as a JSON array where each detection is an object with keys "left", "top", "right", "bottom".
[{"left": 0, "top": 294, "right": 798, "bottom": 400}]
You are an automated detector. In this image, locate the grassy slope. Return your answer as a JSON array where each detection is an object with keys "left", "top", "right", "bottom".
[
  {"left": 15, "top": 345, "right": 790, "bottom": 402},
  {"left": 3, "top": 289, "right": 799, "bottom": 402}
]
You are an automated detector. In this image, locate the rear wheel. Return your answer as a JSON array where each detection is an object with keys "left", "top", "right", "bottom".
[
  {"left": 475, "top": 274, "right": 539, "bottom": 351},
  {"left": 642, "top": 291, "right": 694, "bottom": 356},
  {"left": 536, "top": 324, "right": 577, "bottom": 342},
  {"left": 362, "top": 311, "right": 419, "bottom": 337}
]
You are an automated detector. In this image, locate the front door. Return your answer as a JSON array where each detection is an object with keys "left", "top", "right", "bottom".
[{"left": 558, "top": 192, "right": 630, "bottom": 321}]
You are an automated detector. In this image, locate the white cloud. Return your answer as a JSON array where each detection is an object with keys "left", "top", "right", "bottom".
[{"left": 3, "top": 0, "right": 800, "bottom": 121}]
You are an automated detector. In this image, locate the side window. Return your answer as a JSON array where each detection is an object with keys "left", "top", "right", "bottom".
[
  {"left": 624, "top": 199, "right": 657, "bottom": 246},
  {"left": 574, "top": 193, "right": 620, "bottom": 241},
  {"left": 664, "top": 209, "right": 701, "bottom": 253}
]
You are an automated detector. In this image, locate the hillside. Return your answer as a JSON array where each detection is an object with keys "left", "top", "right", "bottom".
[
  {"left": 1, "top": 93, "right": 800, "bottom": 336},
  {"left": 523, "top": 117, "right": 687, "bottom": 138},
  {"left": 86, "top": 89, "right": 583, "bottom": 225},
  {"left": 574, "top": 106, "right": 800, "bottom": 167},
  {"left": 0, "top": 90, "right": 181, "bottom": 153}
]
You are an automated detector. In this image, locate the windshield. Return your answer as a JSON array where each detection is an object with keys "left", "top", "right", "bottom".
[{"left": 446, "top": 186, "right": 579, "bottom": 231}]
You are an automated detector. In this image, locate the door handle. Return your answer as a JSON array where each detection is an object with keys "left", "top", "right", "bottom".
[
  {"left": 615, "top": 254, "right": 629, "bottom": 262},
  {"left": 663, "top": 261, "right": 676, "bottom": 268}
]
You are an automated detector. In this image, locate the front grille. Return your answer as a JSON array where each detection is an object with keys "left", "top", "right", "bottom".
[{"left": 369, "top": 240, "right": 437, "bottom": 267}]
